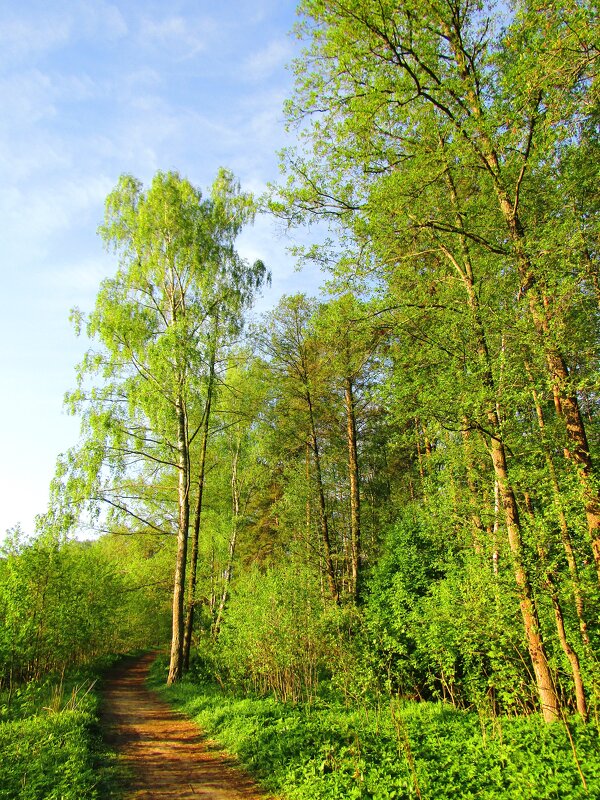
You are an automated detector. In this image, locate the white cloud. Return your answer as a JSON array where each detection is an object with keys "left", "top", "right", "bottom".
[
  {"left": 77, "top": 0, "right": 128, "bottom": 41},
  {"left": 0, "top": 2, "right": 127, "bottom": 67},
  {"left": 0, "top": 136, "right": 71, "bottom": 182},
  {"left": 0, "top": 175, "right": 113, "bottom": 250},
  {"left": 120, "top": 68, "right": 164, "bottom": 92},
  {"left": 138, "top": 14, "right": 215, "bottom": 60},
  {"left": 0, "top": 15, "right": 71, "bottom": 65},
  {"left": 48, "top": 255, "right": 114, "bottom": 297},
  {"left": 0, "top": 69, "right": 57, "bottom": 126},
  {"left": 0, "top": 68, "right": 102, "bottom": 144},
  {"left": 243, "top": 38, "right": 293, "bottom": 81}
]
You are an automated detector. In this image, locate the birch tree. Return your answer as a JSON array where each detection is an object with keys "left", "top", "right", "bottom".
[{"left": 64, "top": 169, "right": 266, "bottom": 684}]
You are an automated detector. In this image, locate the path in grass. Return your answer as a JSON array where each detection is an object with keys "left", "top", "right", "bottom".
[{"left": 101, "top": 653, "right": 267, "bottom": 800}]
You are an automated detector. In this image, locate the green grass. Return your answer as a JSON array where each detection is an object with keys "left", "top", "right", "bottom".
[
  {"left": 0, "top": 657, "right": 125, "bottom": 800},
  {"left": 0, "top": 711, "right": 105, "bottom": 800},
  {"left": 150, "top": 658, "right": 600, "bottom": 800}
]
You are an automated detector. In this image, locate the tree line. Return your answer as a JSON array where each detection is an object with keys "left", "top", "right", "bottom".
[{"left": 1, "top": 0, "right": 598, "bottom": 726}]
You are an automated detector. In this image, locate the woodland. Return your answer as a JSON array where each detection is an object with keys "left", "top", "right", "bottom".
[{"left": 1, "top": 1, "right": 600, "bottom": 798}]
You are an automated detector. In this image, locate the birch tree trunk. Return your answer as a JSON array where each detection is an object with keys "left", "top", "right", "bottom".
[
  {"left": 345, "top": 376, "right": 361, "bottom": 601},
  {"left": 182, "top": 345, "right": 216, "bottom": 671},
  {"left": 213, "top": 440, "right": 241, "bottom": 638},
  {"left": 168, "top": 394, "right": 191, "bottom": 685}
]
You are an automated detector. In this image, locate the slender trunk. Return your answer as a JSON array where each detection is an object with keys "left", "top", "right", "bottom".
[
  {"left": 213, "top": 441, "right": 241, "bottom": 638},
  {"left": 446, "top": 27, "right": 600, "bottom": 581},
  {"left": 307, "top": 393, "right": 339, "bottom": 603},
  {"left": 305, "top": 439, "right": 312, "bottom": 536},
  {"left": 440, "top": 162, "right": 560, "bottom": 721},
  {"left": 212, "top": 526, "right": 238, "bottom": 639},
  {"left": 209, "top": 543, "right": 216, "bottom": 616},
  {"left": 523, "top": 496, "right": 588, "bottom": 720},
  {"left": 181, "top": 409, "right": 210, "bottom": 670},
  {"left": 528, "top": 376, "right": 590, "bottom": 646},
  {"left": 541, "top": 332, "right": 600, "bottom": 582},
  {"left": 167, "top": 394, "right": 191, "bottom": 685},
  {"left": 182, "top": 350, "right": 216, "bottom": 671},
  {"left": 542, "top": 559, "right": 588, "bottom": 720},
  {"left": 489, "top": 436, "right": 560, "bottom": 722},
  {"left": 344, "top": 376, "right": 361, "bottom": 601},
  {"left": 551, "top": 591, "right": 588, "bottom": 720},
  {"left": 415, "top": 419, "right": 425, "bottom": 481},
  {"left": 456, "top": 269, "right": 560, "bottom": 719},
  {"left": 492, "top": 480, "right": 500, "bottom": 576}
]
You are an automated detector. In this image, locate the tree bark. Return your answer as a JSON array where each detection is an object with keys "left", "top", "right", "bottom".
[
  {"left": 551, "top": 590, "right": 588, "bottom": 720},
  {"left": 182, "top": 350, "right": 216, "bottom": 671},
  {"left": 457, "top": 38, "right": 600, "bottom": 580},
  {"left": 167, "top": 394, "right": 191, "bottom": 685},
  {"left": 488, "top": 436, "right": 560, "bottom": 722},
  {"left": 344, "top": 376, "right": 361, "bottom": 601},
  {"left": 307, "top": 392, "right": 339, "bottom": 604},
  {"left": 440, "top": 163, "right": 560, "bottom": 721},
  {"left": 441, "top": 16, "right": 600, "bottom": 581},
  {"left": 528, "top": 377, "right": 590, "bottom": 647}
]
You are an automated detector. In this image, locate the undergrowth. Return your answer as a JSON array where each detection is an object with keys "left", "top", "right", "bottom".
[
  {"left": 0, "top": 656, "right": 125, "bottom": 800},
  {"left": 150, "top": 656, "right": 600, "bottom": 800}
]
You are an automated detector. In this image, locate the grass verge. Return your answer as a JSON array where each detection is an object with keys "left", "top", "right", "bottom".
[
  {"left": 0, "top": 657, "right": 126, "bottom": 800},
  {"left": 149, "top": 657, "right": 600, "bottom": 800}
]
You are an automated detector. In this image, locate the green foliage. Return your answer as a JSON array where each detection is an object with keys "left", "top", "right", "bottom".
[
  {"left": 54, "top": 167, "right": 269, "bottom": 683},
  {"left": 363, "top": 507, "right": 573, "bottom": 714},
  {"left": 0, "top": 711, "right": 101, "bottom": 800},
  {"left": 0, "top": 529, "right": 171, "bottom": 689},
  {"left": 0, "top": 659, "right": 123, "bottom": 800},
  {"left": 153, "top": 662, "right": 600, "bottom": 800},
  {"left": 211, "top": 560, "right": 325, "bottom": 702},
  {"left": 4, "top": 13, "right": 597, "bottom": 800},
  {"left": 0, "top": 535, "right": 117, "bottom": 683}
]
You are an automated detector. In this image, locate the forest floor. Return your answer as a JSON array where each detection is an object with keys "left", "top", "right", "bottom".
[{"left": 100, "top": 653, "right": 270, "bottom": 800}]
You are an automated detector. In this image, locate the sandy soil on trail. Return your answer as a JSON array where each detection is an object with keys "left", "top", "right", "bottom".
[{"left": 101, "top": 653, "right": 270, "bottom": 800}]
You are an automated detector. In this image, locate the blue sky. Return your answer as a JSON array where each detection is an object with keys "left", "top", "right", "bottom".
[{"left": 0, "top": 0, "right": 321, "bottom": 537}]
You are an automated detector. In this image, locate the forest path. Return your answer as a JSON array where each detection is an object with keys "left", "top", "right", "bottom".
[{"left": 101, "top": 653, "right": 268, "bottom": 800}]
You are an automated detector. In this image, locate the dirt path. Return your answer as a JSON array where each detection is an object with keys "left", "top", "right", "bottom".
[{"left": 101, "top": 653, "right": 269, "bottom": 800}]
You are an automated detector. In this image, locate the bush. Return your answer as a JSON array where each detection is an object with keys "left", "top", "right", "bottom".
[{"left": 213, "top": 561, "right": 326, "bottom": 702}]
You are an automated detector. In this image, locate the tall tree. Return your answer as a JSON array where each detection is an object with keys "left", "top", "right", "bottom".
[
  {"left": 279, "top": 0, "right": 599, "bottom": 557},
  {"left": 64, "top": 169, "right": 266, "bottom": 684},
  {"left": 260, "top": 295, "right": 340, "bottom": 603},
  {"left": 313, "top": 294, "right": 381, "bottom": 601}
]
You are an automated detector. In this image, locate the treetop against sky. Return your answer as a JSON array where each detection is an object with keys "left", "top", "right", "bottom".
[{"left": 0, "top": 0, "right": 319, "bottom": 537}]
